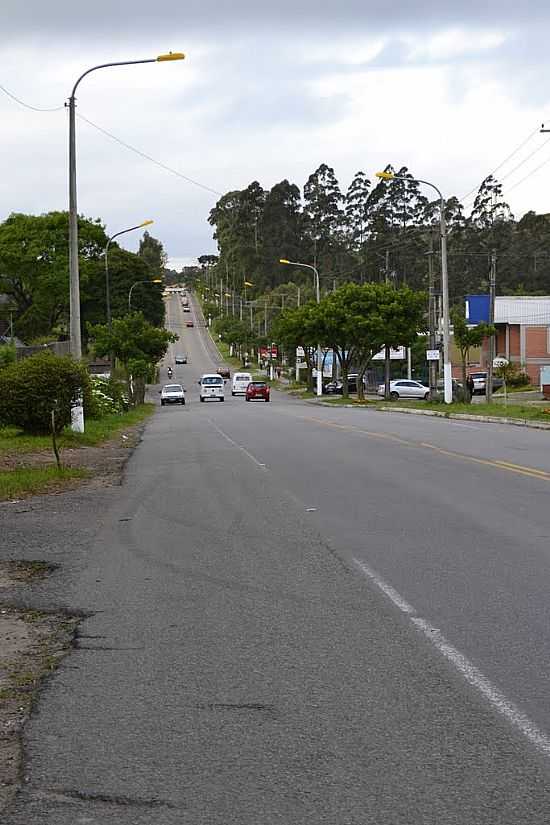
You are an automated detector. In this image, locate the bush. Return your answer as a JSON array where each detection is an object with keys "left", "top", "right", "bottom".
[
  {"left": 0, "top": 344, "right": 16, "bottom": 370},
  {"left": 87, "top": 376, "right": 129, "bottom": 418},
  {"left": 0, "top": 351, "right": 91, "bottom": 434},
  {"left": 508, "top": 369, "right": 531, "bottom": 388}
]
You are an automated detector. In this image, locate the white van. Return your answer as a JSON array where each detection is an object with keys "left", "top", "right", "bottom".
[
  {"left": 199, "top": 373, "right": 225, "bottom": 402},
  {"left": 231, "top": 372, "right": 252, "bottom": 396}
]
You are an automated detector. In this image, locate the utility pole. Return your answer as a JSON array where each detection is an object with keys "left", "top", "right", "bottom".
[
  {"left": 385, "top": 249, "right": 390, "bottom": 284},
  {"left": 486, "top": 249, "right": 497, "bottom": 402},
  {"left": 240, "top": 296, "right": 243, "bottom": 322},
  {"left": 264, "top": 299, "right": 268, "bottom": 336},
  {"left": 428, "top": 235, "right": 437, "bottom": 398},
  {"left": 297, "top": 287, "right": 301, "bottom": 307}
]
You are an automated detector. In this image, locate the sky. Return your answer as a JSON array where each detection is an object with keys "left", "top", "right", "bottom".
[{"left": 2, "top": 1, "right": 550, "bottom": 270}]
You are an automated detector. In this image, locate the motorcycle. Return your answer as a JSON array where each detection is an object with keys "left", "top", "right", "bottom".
[{"left": 167, "top": 367, "right": 173, "bottom": 379}]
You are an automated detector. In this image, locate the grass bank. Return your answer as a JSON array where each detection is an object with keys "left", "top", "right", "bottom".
[
  {"left": 0, "top": 404, "right": 154, "bottom": 456},
  {"left": 0, "top": 467, "right": 90, "bottom": 501},
  {"left": 376, "top": 399, "right": 550, "bottom": 421}
]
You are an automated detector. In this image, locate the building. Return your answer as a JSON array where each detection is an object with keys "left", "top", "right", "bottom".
[{"left": 466, "top": 295, "right": 550, "bottom": 385}]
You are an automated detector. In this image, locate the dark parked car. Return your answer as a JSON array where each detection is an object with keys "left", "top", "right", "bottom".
[
  {"left": 323, "top": 380, "right": 343, "bottom": 395},
  {"left": 245, "top": 381, "right": 270, "bottom": 402}
]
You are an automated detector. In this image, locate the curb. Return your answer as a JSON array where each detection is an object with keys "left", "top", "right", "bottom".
[{"left": 376, "top": 405, "right": 550, "bottom": 431}]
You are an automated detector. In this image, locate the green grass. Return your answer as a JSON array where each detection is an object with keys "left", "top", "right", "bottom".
[
  {"left": 0, "top": 467, "right": 91, "bottom": 500},
  {"left": 0, "top": 404, "right": 154, "bottom": 456},
  {"left": 376, "top": 399, "right": 550, "bottom": 421}
]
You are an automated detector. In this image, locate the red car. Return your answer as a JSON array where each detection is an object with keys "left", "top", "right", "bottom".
[
  {"left": 245, "top": 381, "right": 270, "bottom": 402},
  {"left": 186, "top": 319, "right": 194, "bottom": 327}
]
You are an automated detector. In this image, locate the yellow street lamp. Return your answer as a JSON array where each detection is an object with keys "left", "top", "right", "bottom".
[
  {"left": 105, "top": 220, "right": 155, "bottom": 330},
  {"left": 279, "top": 257, "right": 322, "bottom": 396}
]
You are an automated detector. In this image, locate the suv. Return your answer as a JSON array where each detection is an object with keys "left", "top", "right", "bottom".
[{"left": 199, "top": 374, "right": 225, "bottom": 402}]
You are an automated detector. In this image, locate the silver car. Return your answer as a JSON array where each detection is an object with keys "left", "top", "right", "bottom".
[{"left": 377, "top": 380, "right": 429, "bottom": 400}]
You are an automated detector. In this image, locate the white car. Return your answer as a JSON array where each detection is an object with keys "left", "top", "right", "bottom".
[
  {"left": 199, "top": 373, "right": 225, "bottom": 402},
  {"left": 377, "top": 379, "right": 429, "bottom": 400},
  {"left": 231, "top": 372, "right": 252, "bottom": 395},
  {"left": 160, "top": 384, "right": 185, "bottom": 406}
]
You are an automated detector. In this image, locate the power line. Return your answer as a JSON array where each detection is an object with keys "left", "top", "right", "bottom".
[
  {"left": 460, "top": 125, "right": 541, "bottom": 205},
  {"left": 503, "top": 151, "right": 550, "bottom": 196},
  {"left": 0, "top": 82, "right": 64, "bottom": 112},
  {"left": 77, "top": 113, "right": 223, "bottom": 197}
]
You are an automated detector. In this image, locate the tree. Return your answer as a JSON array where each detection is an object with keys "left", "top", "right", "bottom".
[
  {"left": 303, "top": 164, "right": 344, "bottom": 272},
  {"left": 88, "top": 313, "right": 176, "bottom": 405},
  {"left": 451, "top": 307, "right": 494, "bottom": 402},
  {"left": 375, "top": 286, "right": 428, "bottom": 399},
  {"left": 138, "top": 231, "right": 168, "bottom": 276},
  {"left": 470, "top": 175, "right": 513, "bottom": 229},
  {"left": 271, "top": 303, "right": 320, "bottom": 391},
  {"left": 0, "top": 211, "right": 106, "bottom": 342}
]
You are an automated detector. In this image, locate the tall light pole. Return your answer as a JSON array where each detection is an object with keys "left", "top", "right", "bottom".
[
  {"left": 280, "top": 259, "right": 322, "bottom": 397},
  {"left": 105, "top": 220, "right": 154, "bottom": 330},
  {"left": 376, "top": 172, "right": 452, "bottom": 404},
  {"left": 67, "top": 51, "right": 184, "bottom": 359},
  {"left": 128, "top": 279, "right": 163, "bottom": 312}
]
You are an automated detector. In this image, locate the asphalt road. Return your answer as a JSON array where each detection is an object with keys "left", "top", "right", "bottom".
[{"left": 5, "top": 293, "right": 550, "bottom": 823}]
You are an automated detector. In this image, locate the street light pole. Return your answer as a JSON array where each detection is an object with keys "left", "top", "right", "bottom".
[
  {"left": 376, "top": 172, "right": 452, "bottom": 404},
  {"left": 279, "top": 259, "right": 322, "bottom": 397},
  {"left": 66, "top": 52, "right": 184, "bottom": 432},
  {"left": 105, "top": 220, "right": 154, "bottom": 330}
]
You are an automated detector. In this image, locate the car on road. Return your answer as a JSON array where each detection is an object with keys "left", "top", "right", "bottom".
[
  {"left": 174, "top": 354, "right": 187, "bottom": 364},
  {"left": 377, "top": 379, "right": 429, "bottom": 400},
  {"left": 183, "top": 306, "right": 191, "bottom": 313},
  {"left": 186, "top": 319, "right": 194, "bottom": 327},
  {"left": 245, "top": 381, "right": 270, "bottom": 402},
  {"left": 160, "top": 384, "right": 185, "bottom": 406},
  {"left": 199, "top": 373, "right": 225, "bottom": 402},
  {"left": 217, "top": 367, "right": 231, "bottom": 379},
  {"left": 232, "top": 372, "right": 252, "bottom": 395}
]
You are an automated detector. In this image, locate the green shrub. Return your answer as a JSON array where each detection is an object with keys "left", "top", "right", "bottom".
[
  {"left": 507, "top": 369, "right": 530, "bottom": 388},
  {"left": 0, "top": 344, "right": 16, "bottom": 370},
  {"left": 87, "top": 376, "right": 129, "bottom": 418},
  {"left": 0, "top": 351, "right": 91, "bottom": 434}
]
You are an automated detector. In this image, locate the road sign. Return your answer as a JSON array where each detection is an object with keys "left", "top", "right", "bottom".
[
  {"left": 426, "top": 349, "right": 440, "bottom": 361},
  {"left": 493, "top": 357, "right": 509, "bottom": 368}
]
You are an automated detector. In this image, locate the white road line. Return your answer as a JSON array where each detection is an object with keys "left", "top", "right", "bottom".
[
  {"left": 208, "top": 420, "right": 267, "bottom": 469},
  {"left": 352, "top": 557, "right": 550, "bottom": 758},
  {"left": 449, "top": 422, "right": 481, "bottom": 430}
]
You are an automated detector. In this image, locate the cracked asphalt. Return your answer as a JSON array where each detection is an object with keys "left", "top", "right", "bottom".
[{"left": 3, "top": 294, "right": 550, "bottom": 823}]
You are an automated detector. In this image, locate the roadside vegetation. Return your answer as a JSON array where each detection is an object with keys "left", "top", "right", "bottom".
[{"left": 376, "top": 399, "right": 550, "bottom": 421}]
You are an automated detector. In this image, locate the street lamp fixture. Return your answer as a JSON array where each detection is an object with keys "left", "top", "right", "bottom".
[
  {"left": 68, "top": 52, "right": 184, "bottom": 360},
  {"left": 279, "top": 258, "right": 322, "bottom": 397},
  {"left": 375, "top": 171, "right": 452, "bottom": 404},
  {"left": 128, "top": 279, "right": 163, "bottom": 311},
  {"left": 105, "top": 220, "right": 154, "bottom": 331}
]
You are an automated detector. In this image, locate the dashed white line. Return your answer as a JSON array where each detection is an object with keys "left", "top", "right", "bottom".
[
  {"left": 352, "top": 557, "right": 550, "bottom": 758},
  {"left": 208, "top": 420, "right": 268, "bottom": 469}
]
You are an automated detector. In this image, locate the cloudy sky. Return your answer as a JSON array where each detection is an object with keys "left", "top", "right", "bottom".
[{"left": 2, "top": 1, "right": 550, "bottom": 269}]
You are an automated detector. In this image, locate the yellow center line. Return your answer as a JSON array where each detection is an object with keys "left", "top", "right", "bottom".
[{"left": 284, "top": 411, "right": 550, "bottom": 482}]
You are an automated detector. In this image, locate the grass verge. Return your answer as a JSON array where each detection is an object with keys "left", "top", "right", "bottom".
[
  {"left": 376, "top": 399, "right": 550, "bottom": 421},
  {"left": 0, "top": 467, "right": 90, "bottom": 501},
  {"left": 0, "top": 404, "right": 154, "bottom": 456}
]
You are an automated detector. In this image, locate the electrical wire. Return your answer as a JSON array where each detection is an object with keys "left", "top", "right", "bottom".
[
  {"left": 460, "top": 125, "right": 541, "bottom": 205},
  {"left": 503, "top": 151, "right": 550, "bottom": 196},
  {"left": 77, "top": 113, "right": 223, "bottom": 197},
  {"left": 0, "top": 82, "right": 64, "bottom": 112}
]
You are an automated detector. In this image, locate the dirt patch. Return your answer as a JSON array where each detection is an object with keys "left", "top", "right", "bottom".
[
  {"left": 0, "top": 562, "right": 79, "bottom": 813},
  {"left": 0, "top": 424, "right": 145, "bottom": 494}
]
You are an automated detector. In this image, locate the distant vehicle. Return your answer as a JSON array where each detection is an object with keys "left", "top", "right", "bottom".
[
  {"left": 469, "top": 371, "right": 504, "bottom": 395},
  {"left": 245, "top": 381, "right": 270, "bottom": 402},
  {"left": 199, "top": 373, "right": 224, "bottom": 402},
  {"left": 183, "top": 306, "right": 191, "bottom": 313},
  {"left": 186, "top": 319, "right": 194, "bottom": 327},
  {"left": 232, "top": 372, "right": 252, "bottom": 395},
  {"left": 323, "top": 380, "right": 343, "bottom": 395},
  {"left": 174, "top": 354, "right": 187, "bottom": 365},
  {"left": 377, "top": 379, "right": 429, "bottom": 400},
  {"left": 160, "top": 384, "right": 185, "bottom": 406},
  {"left": 217, "top": 367, "right": 231, "bottom": 379}
]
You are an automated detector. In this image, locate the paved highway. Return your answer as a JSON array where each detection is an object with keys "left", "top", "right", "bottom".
[{"left": 6, "top": 293, "right": 550, "bottom": 823}]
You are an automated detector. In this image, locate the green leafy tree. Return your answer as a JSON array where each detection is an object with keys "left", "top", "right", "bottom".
[
  {"left": 0, "top": 211, "right": 106, "bottom": 342},
  {"left": 271, "top": 303, "right": 320, "bottom": 391},
  {"left": 376, "top": 286, "right": 428, "bottom": 399},
  {"left": 88, "top": 313, "right": 176, "bottom": 405},
  {"left": 138, "top": 231, "right": 168, "bottom": 276},
  {"left": 451, "top": 307, "right": 494, "bottom": 402}
]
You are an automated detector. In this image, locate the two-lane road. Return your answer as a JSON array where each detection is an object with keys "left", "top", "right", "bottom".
[{"left": 7, "top": 292, "right": 550, "bottom": 824}]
